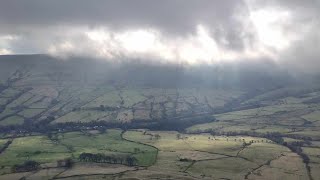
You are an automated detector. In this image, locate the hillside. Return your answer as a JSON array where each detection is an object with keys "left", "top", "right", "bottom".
[{"left": 0, "top": 55, "right": 319, "bottom": 179}]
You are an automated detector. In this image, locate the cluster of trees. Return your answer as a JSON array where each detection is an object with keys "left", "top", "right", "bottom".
[
  {"left": 72, "top": 105, "right": 119, "bottom": 112},
  {"left": 79, "top": 153, "right": 138, "bottom": 166},
  {"left": 142, "top": 131, "right": 161, "bottom": 140},
  {"left": 286, "top": 134, "right": 312, "bottom": 141},
  {"left": 285, "top": 141, "right": 310, "bottom": 164},
  {"left": 49, "top": 115, "right": 213, "bottom": 133},
  {"left": 179, "top": 157, "right": 193, "bottom": 162},
  {"left": 208, "top": 130, "right": 284, "bottom": 142},
  {"left": 0, "top": 119, "right": 121, "bottom": 135},
  {"left": 207, "top": 130, "right": 312, "bottom": 144},
  {"left": 12, "top": 160, "right": 40, "bottom": 173},
  {"left": 191, "top": 128, "right": 313, "bottom": 143}
]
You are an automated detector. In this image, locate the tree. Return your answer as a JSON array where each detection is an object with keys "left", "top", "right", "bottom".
[
  {"left": 126, "top": 156, "right": 137, "bottom": 166},
  {"left": 65, "top": 158, "right": 73, "bottom": 168},
  {"left": 111, "top": 156, "right": 117, "bottom": 164},
  {"left": 155, "top": 134, "right": 161, "bottom": 140}
]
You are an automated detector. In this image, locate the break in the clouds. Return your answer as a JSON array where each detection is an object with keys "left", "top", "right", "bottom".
[{"left": 0, "top": 0, "right": 319, "bottom": 72}]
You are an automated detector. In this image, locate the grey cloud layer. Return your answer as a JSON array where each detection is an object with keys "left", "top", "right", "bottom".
[
  {"left": 0, "top": 0, "right": 244, "bottom": 30},
  {"left": 0, "top": 0, "right": 250, "bottom": 50},
  {"left": 0, "top": 0, "right": 319, "bottom": 73}
]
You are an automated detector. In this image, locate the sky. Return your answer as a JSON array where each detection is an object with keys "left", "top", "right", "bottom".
[{"left": 0, "top": 0, "right": 319, "bottom": 72}]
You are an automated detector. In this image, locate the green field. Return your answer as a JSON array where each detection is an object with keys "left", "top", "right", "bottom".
[
  {"left": 57, "top": 129, "right": 157, "bottom": 166},
  {"left": 0, "top": 136, "right": 70, "bottom": 166},
  {"left": 0, "top": 129, "right": 157, "bottom": 174}
]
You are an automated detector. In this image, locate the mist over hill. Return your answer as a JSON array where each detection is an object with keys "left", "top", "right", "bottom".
[
  {"left": 0, "top": 54, "right": 316, "bottom": 90},
  {"left": 0, "top": 54, "right": 318, "bottom": 131}
]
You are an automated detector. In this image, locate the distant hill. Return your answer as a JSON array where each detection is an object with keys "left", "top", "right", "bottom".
[{"left": 0, "top": 54, "right": 319, "bottom": 131}]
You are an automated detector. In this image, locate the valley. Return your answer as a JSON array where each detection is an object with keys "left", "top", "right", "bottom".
[{"left": 0, "top": 55, "right": 319, "bottom": 179}]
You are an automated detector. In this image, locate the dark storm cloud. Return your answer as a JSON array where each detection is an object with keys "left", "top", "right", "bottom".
[
  {"left": 0, "top": 0, "right": 243, "bottom": 29},
  {"left": 0, "top": 0, "right": 250, "bottom": 50}
]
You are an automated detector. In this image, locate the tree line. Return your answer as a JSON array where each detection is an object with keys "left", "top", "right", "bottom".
[
  {"left": 79, "top": 152, "right": 138, "bottom": 166},
  {"left": 12, "top": 160, "right": 40, "bottom": 173}
]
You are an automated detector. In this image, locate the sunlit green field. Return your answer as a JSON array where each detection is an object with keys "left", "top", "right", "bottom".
[{"left": 0, "top": 129, "right": 157, "bottom": 177}]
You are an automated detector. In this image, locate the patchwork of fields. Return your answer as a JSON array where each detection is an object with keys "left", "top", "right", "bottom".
[
  {"left": 0, "top": 129, "right": 310, "bottom": 180},
  {"left": 0, "top": 58, "right": 320, "bottom": 179},
  {"left": 0, "top": 68, "right": 243, "bottom": 127}
]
